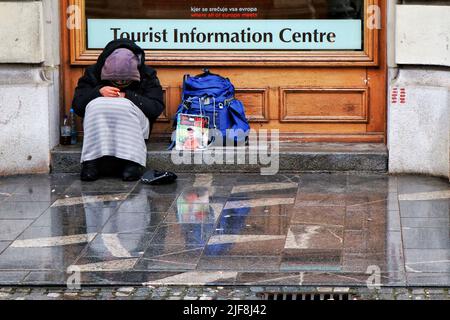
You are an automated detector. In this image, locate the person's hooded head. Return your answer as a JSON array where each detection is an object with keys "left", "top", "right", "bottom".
[
  {"left": 93, "top": 39, "right": 151, "bottom": 86},
  {"left": 100, "top": 47, "right": 141, "bottom": 86}
]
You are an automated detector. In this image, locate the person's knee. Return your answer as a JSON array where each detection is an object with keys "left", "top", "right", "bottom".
[{"left": 87, "top": 97, "right": 115, "bottom": 111}]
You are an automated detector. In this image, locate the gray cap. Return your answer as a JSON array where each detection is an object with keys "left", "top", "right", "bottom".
[{"left": 101, "top": 48, "right": 141, "bottom": 82}]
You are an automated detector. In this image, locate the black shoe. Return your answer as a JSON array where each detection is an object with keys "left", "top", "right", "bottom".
[
  {"left": 141, "top": 170, "right": 178, "bottom": 185},
  {"left": 122, "top": 162, "right": 144, "bottom": 181},
  {"left": 80, "top": 160, "right": 99, "bottom": 181}
]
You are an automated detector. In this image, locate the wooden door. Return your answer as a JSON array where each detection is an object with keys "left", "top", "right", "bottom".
[{"left": 61, "top": 0, "right": 386, "bottom": 143}]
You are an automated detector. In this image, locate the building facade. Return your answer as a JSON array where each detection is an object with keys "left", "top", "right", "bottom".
[{"left": 0, "top": 0, "right": 449, "bottom": 177}]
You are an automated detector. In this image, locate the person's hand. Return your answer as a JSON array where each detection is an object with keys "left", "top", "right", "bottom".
[{"left": 100, "top": 86, "right": 121, "bottom": 98}]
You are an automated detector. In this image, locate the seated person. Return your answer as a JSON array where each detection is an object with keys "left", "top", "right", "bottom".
[{"left": 72, "top": 39, "right": 164, "bottom": 181}]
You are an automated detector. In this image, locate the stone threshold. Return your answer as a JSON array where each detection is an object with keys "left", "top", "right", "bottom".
[{"left": 50, "top": 142, "right": 388, "bottom": 174}]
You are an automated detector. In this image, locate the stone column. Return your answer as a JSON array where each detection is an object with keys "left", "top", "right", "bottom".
[
  {"left": 387, "top": 4, "right": 450, "bottom": 179},
  {"left": 0, "top": 0, "right": 60, "bottom": 175}
]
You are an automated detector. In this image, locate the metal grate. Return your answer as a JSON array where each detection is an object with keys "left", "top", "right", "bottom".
[{"left": 259, "top": 292, "right": 352, "bottom": 301}]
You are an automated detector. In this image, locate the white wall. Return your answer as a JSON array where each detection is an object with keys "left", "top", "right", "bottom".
[
  {"left": 388, "top": 69, "right": 450, "bottom": 177},
  {"left": 0, "top": 1, "right": 44, "bottom": 64},
  {"left": 0, "top": 68, "right": 51, "bottom": 175},
  {"left": 396, "top": 5, "right": 450, "bottom": 67},
  {"left": 388, "top": 4, "right": 450, "bottom": 178},
  {"left": 0, "top": 0, "right": 60, "bottom": 175}
]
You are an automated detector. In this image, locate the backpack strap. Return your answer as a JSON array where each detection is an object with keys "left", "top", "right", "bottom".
[
  {"left": 181, "top": 99, "right": 192, "bottom": 110},
  {"left": 224, "top": 97, "right": 235, "bottom": 106},
  {"left": 167, "top": 140, "right": 176, "bottom": 151},
  {"left": 181, "top": 74, "right": 190, "bottom": 101},
  {"left": 195, "top": 68, "right": 222, "bottom": 78}
]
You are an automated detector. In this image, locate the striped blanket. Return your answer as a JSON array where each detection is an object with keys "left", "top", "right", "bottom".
[{"left": 81, "top": 97, "right": 149, "bottom": 166}]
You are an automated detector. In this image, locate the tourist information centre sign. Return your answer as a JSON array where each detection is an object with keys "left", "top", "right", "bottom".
[{"left": 87, "top": 19, "right": 362, "bottom": 51}]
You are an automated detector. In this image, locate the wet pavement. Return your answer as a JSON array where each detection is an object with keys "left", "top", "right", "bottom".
[{"left": 0, "top": 173, "right": 449, "bottom": 288}]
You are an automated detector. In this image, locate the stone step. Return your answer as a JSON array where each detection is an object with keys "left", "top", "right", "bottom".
[{"left": 51, "top": 142, "right": 388, "bottom": 174}]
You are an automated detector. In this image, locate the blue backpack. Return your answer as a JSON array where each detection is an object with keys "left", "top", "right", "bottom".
[{"left": 170, "top": 70, "right": 250, "bottom": 148}]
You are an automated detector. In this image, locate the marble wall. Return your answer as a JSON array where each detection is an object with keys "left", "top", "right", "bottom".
[
  {"left": 0, "top": 0, "right": 60, "bottom": 175},
  {"left": 387, "top": 3, "right": 450, "bottom": 178}
]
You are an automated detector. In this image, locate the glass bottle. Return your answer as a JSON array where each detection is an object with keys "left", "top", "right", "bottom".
[
  {"left": 60, "top": 115, "right": 71, "bottom": 145},
  {"left": 70, "top": 108, "right": 77, "bottom": 145}
]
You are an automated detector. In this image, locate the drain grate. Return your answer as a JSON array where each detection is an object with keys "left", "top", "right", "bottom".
[{"left": 259, "top": 292, "right": 352, "bottom": 301}]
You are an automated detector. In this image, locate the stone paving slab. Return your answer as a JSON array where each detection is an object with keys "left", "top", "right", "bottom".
[{"left": 0, "top": 173, "right": 449, "bottom": 290}]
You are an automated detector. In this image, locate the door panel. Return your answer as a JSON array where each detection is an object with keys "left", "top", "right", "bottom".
[{"left": 280, "top": 88, "right": 369, "bottom": 123}]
